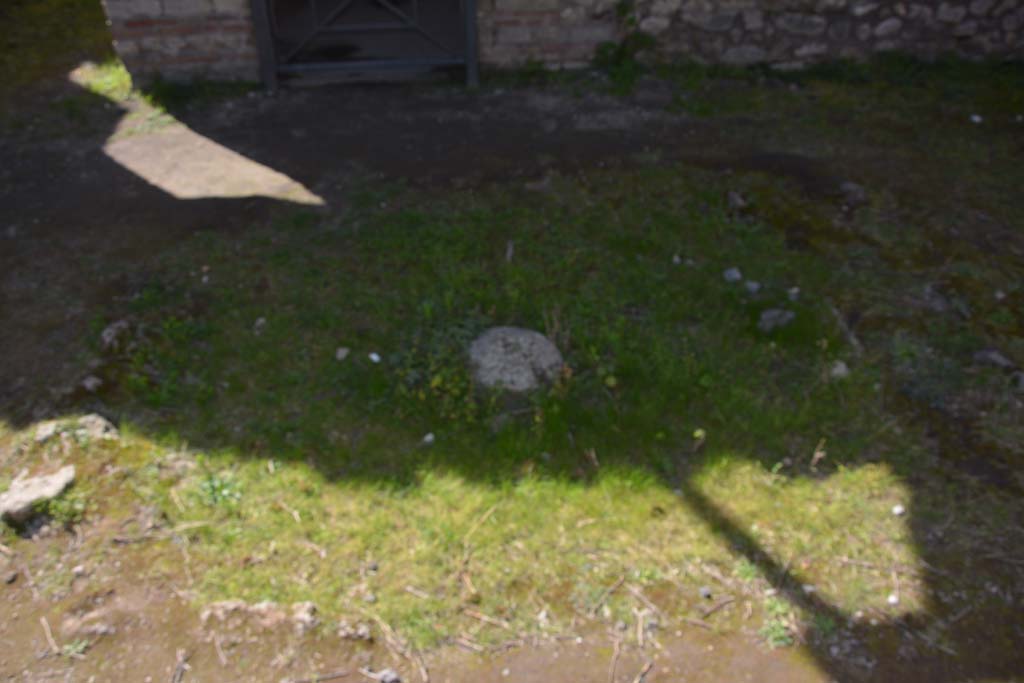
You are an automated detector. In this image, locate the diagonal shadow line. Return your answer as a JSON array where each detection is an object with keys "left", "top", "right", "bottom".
[
  {"left": 675, "top": 478, "right": 844, "bottom": 621},
  {"left": 673, "top": 479, "right": 994, "bottom": 683}
]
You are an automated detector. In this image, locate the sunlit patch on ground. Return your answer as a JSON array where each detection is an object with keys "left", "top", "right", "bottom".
[
  {"left": 64, "top": 60, "right": 324, "bottom": 206},
  {"left": 102, "top": 126, "right": 325, "bottom": 205}
]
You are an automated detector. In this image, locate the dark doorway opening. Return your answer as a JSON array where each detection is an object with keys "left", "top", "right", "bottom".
[{"left": 251, "top": 0, "right": 478, "bottom": 87}]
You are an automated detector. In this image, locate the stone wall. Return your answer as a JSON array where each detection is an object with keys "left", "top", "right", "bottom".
[
  {"left": 102, "top": 0, "right": 259, "bottom": 82},
  {"left": 479, "top": 0, "right": 1024, "bottom": 68},
  {"left": 102, "top": 0, "right": 1022, "bottom": 84}
]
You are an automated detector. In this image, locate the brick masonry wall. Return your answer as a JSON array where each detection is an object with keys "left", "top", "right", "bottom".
[
  {"left": 102, "top": 0, "right": 1022, "bottom": 83},
  {"left": 103, "top": 0, "right": 259, "bottom": 82}
]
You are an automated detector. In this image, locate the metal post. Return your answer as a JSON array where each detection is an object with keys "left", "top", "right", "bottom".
[
  {"left": 464, "top": 0, "right": 479, "bottom": 87},
  {"left": 249, "top": 0, "right": 279, "bottom": 91}
]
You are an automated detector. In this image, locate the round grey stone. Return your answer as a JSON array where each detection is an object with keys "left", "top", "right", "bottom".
[{"left": 469, "top": 327, "right": 564, "bottom": 393}]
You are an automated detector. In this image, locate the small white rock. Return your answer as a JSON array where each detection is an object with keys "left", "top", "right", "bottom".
[
  {"left": 723, "top": 267, "right": 743, "bottom": 283},
  {"left": 970, "top": 114, "right": 983, "bottom": 124},
  {"left": 745, "top": 280, "right": 762, "bottom": 294},
  {"left": 253, "top": 317, "right": 267, "bottom": 335},
  {"left": 787, "top": 286, "right": 801, "bottom": 301},
  {"left": 830, "top": 360, "right": 851, "bottom": 380},
  {"left": 368, "top": 352, "right": 382, "bottom": 364},
  {"left": 35, "top": 422, "right": 59, "bottom": 443},
  {"left": 335, "top": 347, "right": 351, "bottom": 361},
  {"left": 802, "top": 584, "right": 816, "bottom": 594},
  {"left": 727, "top": 191, "right": 749, "bottom": 210},
  {"left": 887, "top": 593, "right": 900, "bottom": 605},
  {"left": 501, "top": 669, "right": 511, "bottom": 678},
  {"left": 892, "top": 504, "right": 906, "bottom": 516},
  {"left": 421, "top": 432, "right": 435, "bottom": 446},
  {"left": 672, "top": 253, "right": 682, "bottom": 265},
  {"left": 81, "top": 376, "right": 103, "bottom": 393}
]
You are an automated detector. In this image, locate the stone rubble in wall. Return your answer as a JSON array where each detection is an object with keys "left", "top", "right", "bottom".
[{"left": 621, "top": 0, "right": 1022, "bottom": 67}]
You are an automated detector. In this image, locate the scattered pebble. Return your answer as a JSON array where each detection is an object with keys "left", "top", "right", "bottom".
[
  {"left": 338, "top": 620, "right": 373, "bottom": 640},
  {"left": 100, "top": 320, "right": 131, "bottom": 351},
  {"left": 335, "top": 347, "right": 351, "bottom": 361},
  {"left": 887, "top": 593, "right": 900, "bottom": 606},
  {"left": 839, "top": 181, "right": 867, "bottom": 206},
  {"left": 723, "top": 267, "right": 743, "bottom": 283},
  {"left": 421, "top": 432, "right": 435, "bottom": 446},
  {"left": 802, "top": 584, "right": 816, "bottom": 594},
  {"left": 970, "top": 114, "right": 983, "bottom": 124},
  {"left": 787, "top": 286, "right": 801, "bottom": 301},
  {"left": 253, "top": 317, "right": 267, "bottom": 335},
  {"left": 291, "top": 601, "right": 319, "bottom": 634},
  {"left": 81, "top": 375, "right": 103, "bottom": 393},
  {"left": 830, "top": 360, "right": 851, "bottom": 380},
  {"left": 892, "top": 504, "right": 906, "bottom": 516},
  {"left": 574, "top": 636, "right": 583, "bottom": 644},
  {"left": 501, "top": 669, "right": 511, "bottom": 678},
  {"left": 699, "top": 586, "right": 713, "bottom": 600},
  {"left": 973, "top": 349, "right": 1014, "bottom": 369},
  {"left": 727, "top": 191, "right": 749, "bottom": 211},
  {"left": 77, "top": 414, "right": 119, "bottom": 441},
  {"left": 995, "top": 289, "right": 1006, "bottom": 301},
  {"left": 672, "top": 253, "right": 682, "bottom": 265},
  {"left": 0, "top": 465, "right": 76, "bottom": 524},
  {"left": 35, "top": 422, "right": 58, "bottom": 443},
  {"left": 744, "top": 280, "right": 762, "bottom": 294},
  {"left": 368, "top": 352, "right": 382, "bottom": 364},
  {"left": 758, "top": 308, "right": 795, "bottom": 333}
]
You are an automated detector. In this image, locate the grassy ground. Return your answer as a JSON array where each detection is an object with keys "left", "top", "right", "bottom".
[
  {"left": 4, "top": 145, "right": 1022, "bottom": 661},
  {"left": 1, "top": 10, "right": 1023, "bottom": 674}
]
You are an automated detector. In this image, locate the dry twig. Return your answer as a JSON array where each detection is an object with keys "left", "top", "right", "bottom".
[
  {"left": 170, "top": 649, "right": 190, "bottom": 683},
  {"left": 681, "top": 617, "right": 711, "bottom": 630},
  {"left": 626, "top": 585, "right": 663, "bottom": 617},
  {"left": 608, "top": 638, "right": 622, "bottom": 683},
  {"left": 213, "top": 633, "right": 229, "bottom": 667},
  {"left": 463, "top": 609, "right": 511, "bottom": 631},
  {"left": 701, "top": 597, "right": 736, "bottom": 619},
  {"left": 589, "top": 575, "right": 626, "bottom": 616},
  {"left": 454, "top": 635, "right": 484, "bottom": 653},
  {"left": 39, "top": 617, "right": 59, "bottom": 655},
  {"left": 630, "top": 661, "right": 653, "bottom": 683}
]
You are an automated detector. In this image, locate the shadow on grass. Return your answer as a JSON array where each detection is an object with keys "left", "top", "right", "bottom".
[{"left": 2, "top": 18, "right": 1023, "bottom": 681}]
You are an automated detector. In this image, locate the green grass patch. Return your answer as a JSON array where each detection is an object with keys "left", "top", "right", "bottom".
[{"left": 46, "top": 164, "right": 965, "bottom": 648}]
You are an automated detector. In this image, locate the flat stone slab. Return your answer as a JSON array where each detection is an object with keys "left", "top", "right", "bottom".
[
  {"left": 469, "top": 327, "right": 564, "bottom": 393},
  {"left": 0, "top": 465, "right": 76, "bottom": 524}
]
